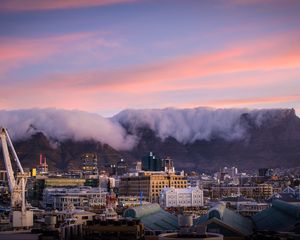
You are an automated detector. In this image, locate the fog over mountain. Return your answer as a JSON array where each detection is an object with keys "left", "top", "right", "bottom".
[
  {"left": 0, "top": 108, "right": 136, "bottom": 150},
  {"left": 0, "top": 107, "right": 292, "bottom": 147},
  {"left": 114, "top": 108, "right": 292, "bottom": 143},
  {"left": 0, "top": 107, "right": 299, "bottom": 170}
]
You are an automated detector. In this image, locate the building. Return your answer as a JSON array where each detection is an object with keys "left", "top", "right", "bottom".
[
  {"left": 44, "top": 178, "right": 86, "bottom": 187},
  {"left": 83, "top": 218, "right": 145, "bottom": 240},
  {"left": 162, "top": 157, "right": 175, "bottom": 173},
  {"left": 194, "top": 199, "right": 300, "bottom": 239},
  {"left": 220, "top": 196, "right": 269, "bottom": 216},
  {"left": 142, "top": 152, "right": 162, "bottom": 171},
  {"left": 43, "top": 186, "right": 107, "bottom": 210},
  {"left": 159, "top": 187, "right": 204, "bottom": 208},
  {"left": 118, "top": 196, "right": 150, "bottom": 207},
  {"left": 119, "top": 171, "right": 187, "bottom": 202},
  {"left": 211, "top": 184, "right": 274, "bottom": 200},
  {"left": 194, "top": 203, "right": 253, "bottom": 239},
  {"left": 116, "top": 159, "right": 128, "bottom": 176},
  {"left": 187, "top": 175, "right": 201, "bottom": 188},
  {"left": 252, "top": 200, "right": 300, "bottom": 233},
  {"left": 81, "top": 153, "right": 98, "bottom": 178}
]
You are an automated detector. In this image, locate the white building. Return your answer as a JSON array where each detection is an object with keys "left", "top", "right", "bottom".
[
  {"left": 43, "top": 186, "right": 107, "bottom": 210},
  {"left": 159, "top": 187, "right": 203, "bottom": 208}
]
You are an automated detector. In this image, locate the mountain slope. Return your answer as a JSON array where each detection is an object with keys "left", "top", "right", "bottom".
[{"left": 0, "top": 108, "right": 299, "bottom": 171}]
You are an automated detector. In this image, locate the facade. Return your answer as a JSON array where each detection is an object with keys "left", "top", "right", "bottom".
[
  {"left": 142, "top": 152, "right": 162, "bottom": 171},
  {"left": 44, "top": 178, "right": 86, "bottom": 187},
  {"left": 43, "top": 186, "right": 107, "bottom": 210},
  {"left": 118, "top": 195, "right": 150, "bottom": 207},
  {"left": 211, "top": 184, "right": 274, "bottom": 199},
  {"left": 81, "top": 153, "right": 98, "bottom": 178},
  {"left": 83, "top": 218, "right": 145, "bottom": 240},
  {"left": 116, "top": 159, "right": 128, "bottom": 176},
  {"left": 162, "top": 157, "right": 175, "bottom": 173},
  {"left": 119, "top": 171, "right": 187, "bottom": 202},
  {"left": 159, "top": 187, "right": 204, "bottom": 208}
]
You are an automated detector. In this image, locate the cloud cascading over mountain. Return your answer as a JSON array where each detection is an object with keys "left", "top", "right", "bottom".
[
  {"left": 0, "top": 107, "right": 296, "bottom": 150},
  {"left": 0, "top": 108, "right": 136, "bottom": 150}
]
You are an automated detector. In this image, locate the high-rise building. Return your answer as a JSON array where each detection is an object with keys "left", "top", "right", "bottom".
[
  {"left": 142, "top": 152, "right": 162, "bottom": 171},
  {"left": 81, "top": 153, "right": 98, "bottom": 178},
  {"left": 116, "top": 159, "right": 127, "bottom": 176}
]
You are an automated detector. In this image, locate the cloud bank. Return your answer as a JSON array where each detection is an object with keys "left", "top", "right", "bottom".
[
  {"left": 0, "top": 108, "right": 136, "bottom": 150},
  {"left": 0, "top": 107, "right": 294, "bottom": 149}
]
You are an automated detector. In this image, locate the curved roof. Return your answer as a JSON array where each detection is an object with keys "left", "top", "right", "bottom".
[
  {"left": 204, "top": 203, "right": 253, "bottom": 236},
  {"left": 252, "top": 199, "right": 300, "bottom": 231},
  {"left": 123, "top": 203, "right": 160, "bottom": 218},
  {"left": 123, "top": 204, "right": 179, "bottom": 231}
]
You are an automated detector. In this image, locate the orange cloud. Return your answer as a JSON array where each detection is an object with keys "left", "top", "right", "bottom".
[{"left": 0, "top": 0, "right": 136, "bottom": 12}]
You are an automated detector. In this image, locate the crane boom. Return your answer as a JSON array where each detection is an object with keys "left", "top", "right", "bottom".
[
  {"left": 0, "top": 128, "right": 16, "bottom": 192},
  {"left": 0, "top": 127, "right": 33, "bottom": 228},
  {"left": 5, "top": 129, "right": 24, "bottom": 173}
]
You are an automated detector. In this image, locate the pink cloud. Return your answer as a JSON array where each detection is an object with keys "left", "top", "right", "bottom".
[
  {"left": 0, "top": 32, "right": 120, "bottom": 75},
  {"left": 0, "top": 0, "right": 136, "bottom": 12},
  {"left": 29, "top": 30, "right": 300, "bottom": 95},
  {"left": 1, "top": 30, "right": 300, "bottom": 113},
  {"left": 182, "top": 95, "right": 300, "bottom": 109}
]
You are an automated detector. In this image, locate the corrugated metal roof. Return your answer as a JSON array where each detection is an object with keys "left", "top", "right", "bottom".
[
  {"left": 207, "top": 203, "right": 253, "bottom": 235},
  {"left": 193, "top": 203, "right": 253, "bottom": 235},
  {"left": 123, "top": 203, "right": 179, "bottom": 231},
  {"left": 252, "top": 199, "right": 300, "bottom": 231}
]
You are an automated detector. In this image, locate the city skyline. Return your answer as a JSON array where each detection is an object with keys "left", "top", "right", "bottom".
[{"left": 1, "top": 0, "right": 300, "bottom": 116}]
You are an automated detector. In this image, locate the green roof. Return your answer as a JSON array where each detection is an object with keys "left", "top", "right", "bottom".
[
  {"left": 208, "top": 204, "right": 253, "bottom": 235},
  {"left": 123, "top": 204, "right": 179, "bottom": 231},
  {"left": 252, "top": 199, "right": 300, "bottom": 231},
  {"left": 193, "top": 203, "right": 253, "bottom": 236}
]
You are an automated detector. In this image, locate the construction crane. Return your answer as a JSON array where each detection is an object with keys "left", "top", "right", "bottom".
[{"left": 0, "top": 127, "right": 33, "bottom": 229}]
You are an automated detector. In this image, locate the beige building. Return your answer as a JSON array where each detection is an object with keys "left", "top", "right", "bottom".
[
  {"left": 211, "top": 183, "right": 274, "bottom": 199},
  {"left": 119, "top": 171, "right": 187, "bottom": 202}
]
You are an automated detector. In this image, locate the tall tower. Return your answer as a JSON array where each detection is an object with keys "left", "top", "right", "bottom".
[{"left": 142, "top": 152, "right": 163, "bottom": 171}]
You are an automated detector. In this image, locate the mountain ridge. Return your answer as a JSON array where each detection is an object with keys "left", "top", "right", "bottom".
[{"left": 0, "top": 107, "right": 299, "bottom": 171}]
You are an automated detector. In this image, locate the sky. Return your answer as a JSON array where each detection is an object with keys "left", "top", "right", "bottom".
[{"left": 0, "top": 0, "right": 300, "bottom": 117}]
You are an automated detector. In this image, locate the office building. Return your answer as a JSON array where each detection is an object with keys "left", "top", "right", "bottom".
[
  {"left": 142, "top": 152, "right": 162, "bottom": 171},
  {"left": 43, "top": 186, "right": 106, "bottom": 210},
  {"left": 159, "top": 187, "right": 204, "bottom": 208},
  {"left": 119, "top": 171, "right": 187, "bottom": 203},
  {"left": 116, "top": 159, "right": 128, "bottom": 176},
  {"left": 81, "top": 153, "right": 98, "bottom": 178}
]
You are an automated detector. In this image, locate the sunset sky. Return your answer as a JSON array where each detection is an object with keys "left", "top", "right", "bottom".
[{"left": 0, "top": 0, "right": 300, "bottom": 116}]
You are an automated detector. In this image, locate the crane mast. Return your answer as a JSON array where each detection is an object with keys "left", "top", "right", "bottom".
[{"left": 0, "top": 127, "right": 33, "bottom": 229}]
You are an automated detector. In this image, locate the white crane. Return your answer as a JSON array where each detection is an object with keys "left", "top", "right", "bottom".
[{"left": 0, "top": 127, "right": 33, "bottom": 228}]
